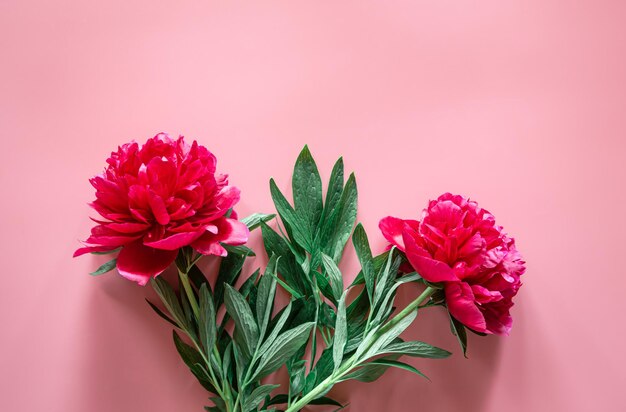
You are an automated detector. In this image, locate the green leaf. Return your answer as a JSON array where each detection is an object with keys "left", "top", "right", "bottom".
[
  {"left": 265, "top": 394, "right": 342, "bottom": 408},
  {"left": 253, "top": 322, "right": 314, "bottom": 380},
  {"left": 371, "top": 272, "right": 422, "bottom": 327},
  {"left": 367, "top": 359, "right": 429, "bottom": 381},
  {"left": 341, "top": 354, "right": 401, "bottom": 383},
  {"left": 350, "top": 250, "right": 392, "bottom": 286},
  {"left": 260, "top": 222, "right": 309, "bottom": 295},
  {"left": 359, "top": 310, "right": 417, "bottom": 361},
  {"left": 322, "top": 157, "right": 344, "bottom": 222},
  {"left": 449, "top": 311, "right": 468, "bottom": 358},
  {"left": 244, "top": 384, "right": 280, "bottom": 412},
  {"left": 151, "top": 277, "right": 186, "bottom": 328},
  {"left": 260, "top": 302, "right": 292, "bottom": 354},
  {"left": 214, "top": 252, "right": 248, "bottom": 309},
  {"left": 256, "top": 256, "right": 278, "bottom": 339},
  {"left": 320, "top": 173, "right": 358, "bottom": 262},
  {"left": 173, "top": 331, "right": 217, "bottom": 392},
  {"left": 314, "top": 271, "right": 336, "bottom": 305},
  {"left": 91, "top": 247, "right": 120, "bottom": 255},
  {"left": 269, "top": 178, "right": 312, "bottom": 251},
  {"left": 145, "top": 299, "right": 178, "bottom": 328},
  {"left": 321, "top": 253, "right": 344, "bottom": 301},
  {"left": 198, "top": 284, "right": 217, "bottom": 359},
  {"left": 373, "top": 247, "right": 398, "bottom": 307},
  {"left": 90, "top": 258, "right": 117, "bottom": 276},
  {"left": 172, "top": 330, "right": 204, "bottom": 368},
  {"left": 352, "top": 224, "right": 375, "bottom": 302},
  {"left": 292, "top": 145, "right": 323, "bottom": 241},
  {"left": 384, "top": 340, "right": 451, "bottom": 359},
  {"left": 241, "top": 213, "right": 276, "bottom": 230},
  {"left": 333, "top": 291, "right": 348, "bottom": 371},
  {"left": 224, "top": 284, "right": 259, "bottom": 357},
  {"left": 190, "top": 363, "right": 218, "bottom": 393},
  {"left": 188, "top": 264, "right": 209, "bottom": 290},
  {"left": 287, "top": 359, "right": 307, "bottom": 395},
  {"left": 222, "top": 244, "right": 256, "bottom": 257}
]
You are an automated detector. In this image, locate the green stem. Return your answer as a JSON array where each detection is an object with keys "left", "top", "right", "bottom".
[
  {"left": 376, "top": 286, "right": 435, "bottom": 337},
  {"left": 284, "top": 286, "right": 437, "bottom": 412}
]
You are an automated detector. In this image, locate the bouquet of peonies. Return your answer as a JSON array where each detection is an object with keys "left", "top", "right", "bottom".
[{"left": 75, "top": 134, "right": 525, "bottom": 411}]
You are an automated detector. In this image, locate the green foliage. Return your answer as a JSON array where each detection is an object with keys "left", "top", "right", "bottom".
[{"left": 143, "top": 146, "right": 456, "bottom": 412}]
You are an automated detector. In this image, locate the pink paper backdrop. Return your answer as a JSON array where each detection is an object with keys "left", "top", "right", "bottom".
[{"left": 1, "top": 1, "right": 625, "bottom": 411}]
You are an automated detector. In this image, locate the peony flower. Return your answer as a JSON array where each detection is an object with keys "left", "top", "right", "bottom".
[
  {"left": 379, "top": 193, "right": 525, "bottom": 335},
  {"left": 74, "top": 133, "right": 249, "bottom": 285}
]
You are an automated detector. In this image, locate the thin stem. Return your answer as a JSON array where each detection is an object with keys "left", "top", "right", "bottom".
[{"left": 376, "top": 286, "right": 435, "bottom": 336}]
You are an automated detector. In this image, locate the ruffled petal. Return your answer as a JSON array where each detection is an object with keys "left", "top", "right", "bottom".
[
  {"left": 116, "top": 240, "right": 177, "bottom": 285},
  {"left": 379, "top": 216, "right": 409, "bottom": 251},
  {"left": 191, "top": 218, "right": 249, "bottom": 256},
  {"left": 73, "top": 244, "right": 117, "bottom": 257},
  {"left": 445, "top": 282, "right": 488, "bottom": 333},
  {"left": 403, "top": 232, "right": 458, "bottom": 282},
  {"left": 144, "top": 230, "right": 204, "bottom": 250}
]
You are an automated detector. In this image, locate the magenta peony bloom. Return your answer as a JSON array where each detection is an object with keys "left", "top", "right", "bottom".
[
  {"left": 74, "top": 133, "right": 249, "bottom": 285},
  {"left": 379, "top": 193, "right": 525, "bottom": 335}
]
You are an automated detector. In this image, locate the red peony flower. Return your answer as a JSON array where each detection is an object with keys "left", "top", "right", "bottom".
[
  {"left": 380, "top": 193, "right": 525, "bottom": 335},
  {"left": 74, "top": 133, "right": 249, "bottom": 285}
]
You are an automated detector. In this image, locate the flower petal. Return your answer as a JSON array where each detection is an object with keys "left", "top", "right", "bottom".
[
  {"left": 191, "top": 218, "right": 249, "bottom": 256},
  {"left": 116, "top": 240, "right": 177, "bottom": 285},
  {"left": 403, "top": 232, "right": 458, "bottom": 282},
  {"left": 144, "top": 230, "right": 204, "bottom": 250},
  {"left": 445, "top": 282, "right": 488, "bottom": 333},
  {"left": 379, "top": 216, "right": 409, "bottom": 251}
]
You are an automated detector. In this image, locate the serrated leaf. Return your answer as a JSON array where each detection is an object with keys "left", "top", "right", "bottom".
[
  {"left": 293, "top": 145, "right": 323, "bottom": 241},
  {"left": 151, "top": 277, "right": 186, "bottom": 328},
  {"left": 244, "top": 384, "right": 280, "bottom": 412},
  {"left": 90, "top": 258, "right": 117, "bottom": 276},
  {"left": 352, "top": 224, "right": 375, "bottom": 302},
  {"left": 333, "top": 291, "right": 348, "bottom": 371},
  {"left": 241, "top": 213, "right": 276, "bottom": 230},
  {"left": 321, "top": 253, "right": 344, "bottom": 301},
  {"left": 253, "top": 322, "right": 314, "bottom": 380},
  {"left": 198, "top": 284, "right": 217, "bottom": 359},
  {"left": 384, "top": 340, "right": 451, "bottom": 359},
  {"left": 224, "top": 284, "right": 259, "bottom": 357}
]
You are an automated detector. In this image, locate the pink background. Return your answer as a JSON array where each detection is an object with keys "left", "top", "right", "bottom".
[{"left": 1, "top": 1, "right": 625, "bottom": 411}]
